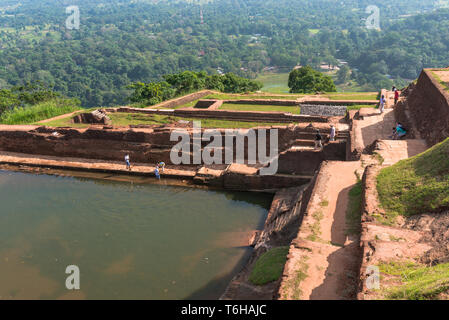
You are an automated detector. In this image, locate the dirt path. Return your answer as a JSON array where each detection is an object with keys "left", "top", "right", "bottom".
[{"left": 279, "top": 161, "right": 362, "bottom": 300}]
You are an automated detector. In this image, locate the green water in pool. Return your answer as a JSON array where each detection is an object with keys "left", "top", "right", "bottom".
[{"left": 0, "top": 170, "right": 271, "bottom": 299}]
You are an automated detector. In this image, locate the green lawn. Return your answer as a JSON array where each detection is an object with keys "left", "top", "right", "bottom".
[
  {"left": 203, "top": 93, "right": 303, "bottom": 100},
  {"left": 256, "top": 72, "right": 291, "bottom": 94},
  {"left": 324, "top": 92, "right": 379, "bottom": 100},
  {"left": 249, "top": 246, "right": 290, "bottom": 285},
  {"left": 379, "top": 261, "right": 449, "bottom": 300},
  {"left": 376, "top": 138, "right": 449, "bottom": 225},
  {"left": 1, "top": 99, "right": 80, "bottom": 125},
  {"left": 346, "top": 104, "right": 378, "bottom": 111},
  {"left": 219, "top": 103, "right": 301, "bottom": 114},
  {"left": 40, "top": 112, "right": 289, "bottom": 129}
]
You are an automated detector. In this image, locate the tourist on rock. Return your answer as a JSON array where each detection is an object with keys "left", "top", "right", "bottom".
[
  {"left": 315, "top": 130, "right": 323, "bottom": 149},
  {"left": 155, "top": 166, "right": 161, "bottom": 179},
  {"left": 379, "top": 95, "right": 386, "bottom": 114},
  {"left": 158, "top": 162, "right": 166, "bottom": 172},
  {"left": 394, "top": 89, "right": 400, "bottom": 105},
  {"left": 393, "top": 122, "right": 407, "bottom": 140},
  {"left": 329, "top": 125, "right": 336, "bottom": 142},
  {"left": 125, "top": 154, "right": 131, "bottom": 170}
]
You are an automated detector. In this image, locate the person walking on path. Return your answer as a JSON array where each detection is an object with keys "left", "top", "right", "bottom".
[
  {"left": 125, "top": 154, "right": 131, "bottom": 171},
  {"left": 394, "top": 89, "right": 399, "bottom": 105},
  {"left": 379, "top": 94, "right": 386, "bottom": 114},
  {"left": 329, "top": 124, "right": 336, "bottom": 142},
  {"left": 315, "top": 130, "right": 323, "bottom": 150}
]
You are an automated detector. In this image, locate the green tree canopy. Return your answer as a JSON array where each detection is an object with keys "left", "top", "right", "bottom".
[{"left": 288, "top": 66, "right": 337, "bottom": 93}]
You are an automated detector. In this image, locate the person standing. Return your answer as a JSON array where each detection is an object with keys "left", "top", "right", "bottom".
[
  {"left": 379, "top": 95, "right": 386, "bottom": 114},
  {"left": 158, "top": 162, "right": 166, "bottom": 173},
  {"left": 315, "top": 130, "right": 323, "bottom": 149},
  {"left": 154, "top": 166, "right": 160, "bottom": 179},
  {"left": 394, "top": 89, "right": 399, "bottom": 105},
  {"left": 125, "top": 154, "right": 131, "bottom": 171},
  {"left": 329, "top": 125, "right": 336, "bottom": 142}
]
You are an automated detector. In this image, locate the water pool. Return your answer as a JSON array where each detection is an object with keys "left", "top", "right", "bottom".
[{"left": 0, "top": 170, "right": 271, "bottom": 300}]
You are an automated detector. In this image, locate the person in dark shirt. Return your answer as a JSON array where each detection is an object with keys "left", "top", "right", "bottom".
[
  {"left": 315, "top": 130, "right": 323, "bottom": 149},
  {"left": 394, "top": 89, "right": 399, "bottom": 105}
]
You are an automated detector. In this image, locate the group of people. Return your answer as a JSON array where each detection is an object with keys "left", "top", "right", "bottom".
[
  {"left": 379, "top": 86, "right": 400, "bottom": 114},
  {"left": 125, "top": 153, "right": 165, "bottom": 179}
]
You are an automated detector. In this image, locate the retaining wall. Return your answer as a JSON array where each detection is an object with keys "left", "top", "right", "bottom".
[{"left": 406, "top": 69, "right": 449, "bottom": 146}]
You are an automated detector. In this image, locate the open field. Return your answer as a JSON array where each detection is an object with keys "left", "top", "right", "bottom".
[
  {"left": 256, "top": 72, "right": 290, "bottom": 94},
  {"left": 203, "top": 93, "right": 304, "bottom": 100},
  {"left": 39, "top": 112, "right": 289, "bottom": 129},
  {"left": 218, "top": 103, "right": 301, "bottom": 114}
]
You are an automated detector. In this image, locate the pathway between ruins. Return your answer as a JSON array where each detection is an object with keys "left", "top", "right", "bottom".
[{"left": 280, "top": 90, "right": 428, "bottom": 300}]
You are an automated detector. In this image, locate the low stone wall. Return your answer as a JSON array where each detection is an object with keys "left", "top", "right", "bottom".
[
  {"left": 118, "top": 107, "right": 329, "bottom": 123},
  {"left": 224, "top": 99, "right": 299, "bottom": 106},
  {"left": 149, "top": 90, "right": 213, "bottom": 109},
  {"left": 406, "top": 69, "right": 449, "bottom": 146},
  {"left": 221, "top": 185, "right": 312, "bottom": 299},
  {"left": 278, "top": 141, "right": 347, "bottom": 176}
]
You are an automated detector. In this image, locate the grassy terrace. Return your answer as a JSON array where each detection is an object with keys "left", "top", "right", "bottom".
[
  {"left": 203, "top": 93, "right": 304, "bottom": 100},
  {"left": 376, "top": 138, "right": 449, "bottom": 225},
  {"left": 249, "top": 246, "right": 290, "bottom": 285},
  {"left": 379, "top": 261, "right": 449, "bottom": 300},
  {"left": 324, "top": 92, "right": 379, "bottom": 100},
  {"left": 430, "top": 70, "right": 449, "bottom": 92},
  {"left": 218, "top": 103, "right": 301, "bottom": 114},
  {"left": 39, "top": 112, "right": 289, "bottom": 129}
]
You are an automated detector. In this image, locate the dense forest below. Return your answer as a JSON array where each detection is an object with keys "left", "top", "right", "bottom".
[{"left": 0, "top": 0, "right": 449, "bottom": 107}]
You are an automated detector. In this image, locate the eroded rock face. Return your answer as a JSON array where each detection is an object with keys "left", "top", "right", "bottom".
[
  {"left": 404, "top": 70, "right": 449, "bottom": 146},
  {"left": 73, "top": 109, "right": 111, "bottom": 125},
  {"left": 405, "top": 211, "right": 449, "bottom": 266}
]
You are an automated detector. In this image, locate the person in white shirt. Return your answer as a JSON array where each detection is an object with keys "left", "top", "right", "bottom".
[
  {"left": 125, "top": 154, "right": 131, "bottom": 170},
  {"left": 329, "top": 125, "right": 336, "bottom": 141}
]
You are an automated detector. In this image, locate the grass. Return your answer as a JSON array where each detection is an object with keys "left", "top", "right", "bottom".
[
  {"left": 346, "top": 104, "right": 378, "bottom": 111},
  {"left": 0, "top": 99, "right": 80, "bottom": 125},
  {"left": 377, "top": 138, "right": 449, "bottom": 225},
  {"left": 281, "top": 255, "right": 309, "bottom": 300},
  {"left": 379, "top": 261, "right": 449, "bottom": 300},
  {"left": 40, "top": 112, "right": 289, "bottom": 129},
  {"left": 306, "top": 210, "right": 324, "bottom": 242},
  {"left": 203, "top": 93, "right": 303, "bottom": 100},
  {"left": 430, "top": 71, "right": 449, "bottom": 92},
  {"left": 345, "top": 180, "right": 363, "bottom": 236},
  {"left": 248, "top": 246, "right": 290, "bottom": 285},
  {"left": 218, "top": 103, "right": 301, "bottom": 114},
  {"left": 324, "top": 92, "right": 379, "bottom": 101},
  {"left": 255, "top": 72, "right": 290, "bottom": 94}
]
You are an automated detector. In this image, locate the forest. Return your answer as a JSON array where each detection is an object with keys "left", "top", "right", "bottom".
[{"left": 0, "top": 0, "right": 449, "bottom": 107}]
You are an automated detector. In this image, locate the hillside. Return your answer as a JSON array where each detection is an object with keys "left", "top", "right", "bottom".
[
  {"left": 377, "top": 138, "right": 449, "bottom": 222},
  {"left": 1, "top": 0, "right": 449, "bottom": 107}
]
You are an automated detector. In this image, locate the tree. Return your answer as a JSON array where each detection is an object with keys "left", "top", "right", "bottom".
[
  {"left": 336, "top": 65, "right": 350, "bottom": 84},
  {"left": 288, "top": 66, "right": 337, "bottom": 93}
]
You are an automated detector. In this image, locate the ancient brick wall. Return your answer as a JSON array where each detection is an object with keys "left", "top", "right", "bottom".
[{"left": 406, "top": 69, "right": 449, "bottom": 146}]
